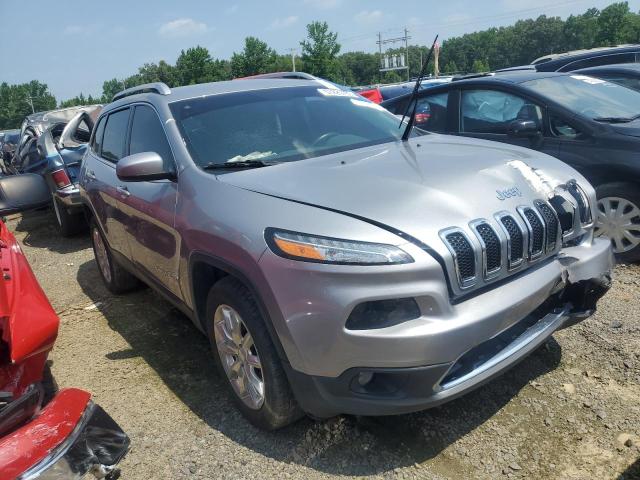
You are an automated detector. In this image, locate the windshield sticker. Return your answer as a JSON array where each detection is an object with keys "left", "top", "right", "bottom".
[
  {"left": 317, "top": 88, "right": 357, "bottom": 98},
  {"left": 570, "top": 75, "right": 607, "bottom": 85}
]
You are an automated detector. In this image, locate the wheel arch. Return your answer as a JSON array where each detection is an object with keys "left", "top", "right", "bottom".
[{"left": 187, "top": 251, "right": 293, "bottom": 365}]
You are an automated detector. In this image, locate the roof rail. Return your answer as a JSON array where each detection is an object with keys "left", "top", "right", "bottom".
[{"left": 112, "top": 82, "right": 171, "bottom": 102}]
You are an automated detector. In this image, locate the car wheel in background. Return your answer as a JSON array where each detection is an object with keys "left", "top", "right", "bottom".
[
  {"left": 205, "top": 277, "right": 301, "bottom": 430},
  {"left": 594, "top": 183, "right": 640, "bottom": 264},
  {"left": 89, "top": 219, "right": 140, "bottom": 294},
  {"left": 52, "top": 196, "right": 86, "bottom": 237}
]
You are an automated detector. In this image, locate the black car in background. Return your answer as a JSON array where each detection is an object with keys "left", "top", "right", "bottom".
[
  {"left": 381, "top": 71, "right": 640, "bottom": 262},
  {"left": 573, "top": 63, "right": 640, "bottom": 91},
  {"left": 498, "top": 44, "right": 640, "bottom": 73},
  {"left": 11, "top": 105, "right": 101, "bottom": 235}
]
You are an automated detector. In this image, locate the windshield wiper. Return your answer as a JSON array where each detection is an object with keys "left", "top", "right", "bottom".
[
  {"left": 400, "top": 34, "right": 439, "bottom": 141},
  {"left": 202, "top": 160, "right": 276, "bottom": 170},
  {"left": 593, "top": 114, "right": 640, "bottom": 123}
]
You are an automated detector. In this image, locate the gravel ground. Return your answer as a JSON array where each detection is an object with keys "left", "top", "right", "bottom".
[{"left": 9, "top": 209, "right": 640, "bottom": 479}]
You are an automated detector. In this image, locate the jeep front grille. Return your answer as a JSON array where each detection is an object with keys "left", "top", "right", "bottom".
[
  {"left": 535, "top": 201, "right": 560, "bottom": 251},
  {"left": 498, "top": 215, "right": 524, "bottom": 269},
  {"left": 443, "top": 231, "right": 476, "bottom": 287},
  {"left": 473, "top": 222, "right": 502, "bottom": 278},
  {"left": 566, "top": 181, "right": 592, "bottom": 225},
  {"left": 441, "top": 200, "right": 561, "bottom": 293},
  {"left": 520, "top": 207, "right": 545, "bottom": 259}
]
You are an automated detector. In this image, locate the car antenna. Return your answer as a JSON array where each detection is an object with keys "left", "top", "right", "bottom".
[{"left": 400, "top": 34, "right": 439, "bottom": 141}]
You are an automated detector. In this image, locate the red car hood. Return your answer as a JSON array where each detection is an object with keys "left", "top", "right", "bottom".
[{"left": 0, "top": 221, "right": 58, "bottom": 364}]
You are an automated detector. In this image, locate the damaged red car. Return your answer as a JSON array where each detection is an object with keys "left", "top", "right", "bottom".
[{"left": 0, "top": 174, "right": 129, "bottom": 480}]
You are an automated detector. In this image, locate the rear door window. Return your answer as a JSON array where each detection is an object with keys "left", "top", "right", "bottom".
[{"left": 101, "top": 109, "right": 130, "bottom": 162}]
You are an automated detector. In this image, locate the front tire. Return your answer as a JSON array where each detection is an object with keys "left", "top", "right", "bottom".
[
  {"left": 89, "top": 219, "right": 140, "bottom": 294},
  {"left": 205, "top": 277, "right": 301, "bottom": 430},
  {"left": 594, "top": 183, "right": 640, "bottom": 264}
]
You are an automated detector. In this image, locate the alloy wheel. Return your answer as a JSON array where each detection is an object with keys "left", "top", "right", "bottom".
[
  {"left": 595, "top": 196, "right": 640, "bottom": 254},
  {"left": 213, "top": 304, "right": 264, "bottom": 410},
  {"left": 92, "top": 227, "right": 112, "bottom": 283}
]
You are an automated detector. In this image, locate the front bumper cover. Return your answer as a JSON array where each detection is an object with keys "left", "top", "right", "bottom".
[
  {"left": 281, "top": 238, "right": 613, "bottom": 418},
  {"left": 0, "top": 388, "right": 129, "bottom": 480}
]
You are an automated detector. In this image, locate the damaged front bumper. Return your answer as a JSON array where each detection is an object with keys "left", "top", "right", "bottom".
[
  {"left": 281, "top": 237, "right": 613, "bottom": 418},
  {"left": 0, "top": 389, "right": 129, "bottom": 480}
]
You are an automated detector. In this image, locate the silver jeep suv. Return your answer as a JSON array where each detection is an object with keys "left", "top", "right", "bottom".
[{"left": 79, "top": 79, "right": 613, "bottom": 429}]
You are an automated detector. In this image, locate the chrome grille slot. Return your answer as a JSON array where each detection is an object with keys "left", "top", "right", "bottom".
[
  {"left": 442, "top": 231, "right": 476, "bottom": 288},
  {"left": 535, "top": 201, "right": 560, "bottom": 252},
  {"left": 567, "top": 181, "right": 592, "bottom": 225},
  {"left": 473, "top": 221, "right": 502, "bottom": 278},
  {"left": 519, "top": 207, "right": 545, "bottom": 259},
  {"left": 498, "top": 214, "right": 525, "bottom": 269},
  {"left": 549, "top": 194, "right": 575, "bottom": 236}
]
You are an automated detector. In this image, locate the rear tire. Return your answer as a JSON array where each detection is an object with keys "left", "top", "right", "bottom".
[
  {"left": 594, "top": 183, "right": 640, "bottom": 264},
  {"left": 53, "top": 196, "right": 85, "bottom": 237},
  {"left": 205, "top": 277, "right": 301, "bottom": 430},
  {"left": 89, "top": 219, "right": 140, "bottom": 294}
]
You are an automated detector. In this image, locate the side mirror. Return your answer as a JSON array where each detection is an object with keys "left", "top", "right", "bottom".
[
  {"left": 507, "top": 119, "right": 541, "bottom": 138},
  {"left": 116, "top": 152, "right": 175, "bottom": 182},
  {"left": 0, "top": 174, "right": 50, "bottom": 216}
]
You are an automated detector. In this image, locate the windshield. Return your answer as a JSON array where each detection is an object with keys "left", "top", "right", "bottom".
[
  {"left": 523, "top": 75, "right": 640, "bottom": 120},
  {"left": 169, "top": 86, "right": 409, "bottom": 167}
]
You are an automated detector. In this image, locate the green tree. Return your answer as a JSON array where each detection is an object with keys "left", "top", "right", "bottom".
[
  {"left": 137, "top": 60, "right": 178, "bottom": 87},
  {"left": 175, "top": 46, "right": 214, "bottom": 85},
  {"left": 0, "top": 81, "right": 57, "bottom": 129},
  {"left": 231, "top": 37, "right": 277, "bottom": 77},
  {"left": 471, "top": 59, "right": 490, "bottom": 73},
  {"left": 300, "top": 21, "right": 341, "bottom": 79},
  {"left": 59, "top": 93, "right": 100, "bottom": 108},
  {"left": 597, "top": 2, "right": 631, "bottom": 45}
]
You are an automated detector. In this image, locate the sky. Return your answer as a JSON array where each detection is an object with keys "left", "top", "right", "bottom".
[{"left": 2, "top": 0, "right": 639, "bottom": 101}]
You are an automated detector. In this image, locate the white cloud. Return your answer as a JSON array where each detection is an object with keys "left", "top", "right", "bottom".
[
  {"left": 225, "top": 5, "right": 239, "bottom": 14},
  {"left": 270, "top": 16, "right": 299, "bottom": 29},
  {"left": 158, "top": 18, "right": 208, "bottom": 38},
  {"left": 303, "top": 0, "right": 340, "bottom": 9},
  {"left": 354, "top": 10, "right": 383, "bottom": 25}
]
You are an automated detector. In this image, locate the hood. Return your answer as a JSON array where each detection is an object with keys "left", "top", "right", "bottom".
[
  {"left": 609, "top": 120, "right": 640, "bottom": 138},
  {"left": 218, "top": 134, "right": 576, "bottom": 248}
]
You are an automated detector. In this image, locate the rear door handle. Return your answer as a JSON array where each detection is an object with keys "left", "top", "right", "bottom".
[
  {"left": 85, "top": 169, "right": 96, "bottom": 180},
  {"left": 116, "top": 185, "right": 130, "bottom": 197}
]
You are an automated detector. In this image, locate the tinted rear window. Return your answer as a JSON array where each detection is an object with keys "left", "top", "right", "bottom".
[{"left": 101, "top": 109, "right": 130, "bottom": 162}]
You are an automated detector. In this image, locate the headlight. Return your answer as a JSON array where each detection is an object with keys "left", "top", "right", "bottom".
[{"left": 265, "top": 229, "right": 414, "bottom": 265}]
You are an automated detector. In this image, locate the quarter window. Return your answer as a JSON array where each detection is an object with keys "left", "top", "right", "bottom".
[
  {"left": 461, "top": 90, "right": 542, "bottom": 134},
  {"left": 101, "top": 109, "right": 130, "bottom": 162},
  {"left": 91, "top": 116, "right": 106, "bottom": 154},
  {"left": 129, "top": 105, "right": 174, "bottom": 169}
]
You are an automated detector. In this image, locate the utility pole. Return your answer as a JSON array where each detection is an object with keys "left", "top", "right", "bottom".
[
  {"left": 404, "top": 28, "right": 410, "bottom": 81},
  {"left": 288, "top": 48, "right": 297, "bottom": 72},
  {"left": 26, "top": 95, "right": 35, "bottom": 114},
  {"left": 378, "top": 32, "right": 383, "bottom": 84}
]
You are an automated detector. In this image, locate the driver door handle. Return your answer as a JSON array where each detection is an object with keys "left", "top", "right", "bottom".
[
  {"left": 85, "top": 169, "right": 96, "bottom": 180},
  {"left": 116, "top": 185, "right": 130, "bottom": 197}
]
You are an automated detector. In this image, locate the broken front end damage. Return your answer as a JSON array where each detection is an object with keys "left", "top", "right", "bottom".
[
  {"left": 0, "top": 389, "right": 129, "bottom": 480},
  {"left": 555, "top": 239, "right": 614, "bottom": 329}
]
